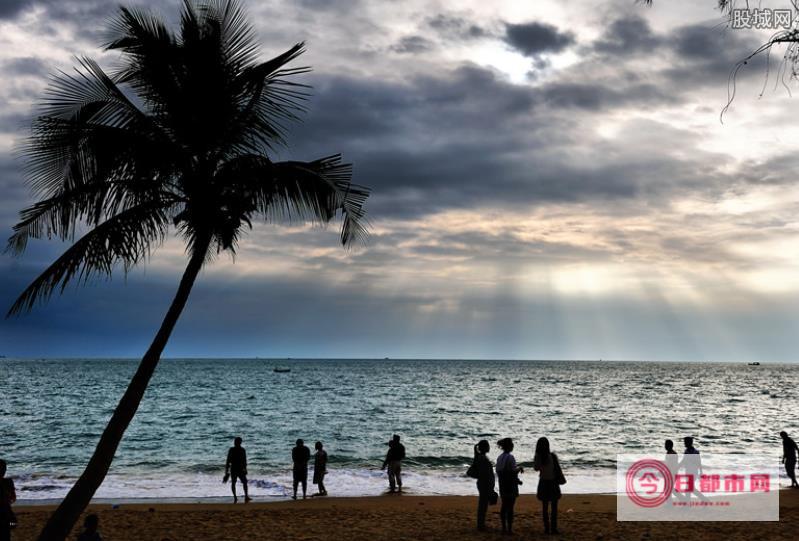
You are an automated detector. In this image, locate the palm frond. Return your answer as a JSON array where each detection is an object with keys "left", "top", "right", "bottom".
[
  {"left": 217, "top": 153, "right": 369, "bottom": 246},
  {"left": 7, "top": 182, "right": 181, "bottom": 255},
  {"left": 8, "top": 200, "right": 174, "bottom": 316},
  {"left": 231, "top": 42, "right": 311, "bottom": 151},
  {"left": 13, "top": 55, "right": 180, "bottom": 258},
  {"left": 196, "top": 0, "right": 259, "bottom": 69},
  {"left": 105, "top": 6, "right": 181, "bottom": 120},
  {"left": 26, "top": 57, "right": 169, "bottom": 196},
  {"left": 106, "top": 5, "right": 175, "bottom": 55},
  {"left": 8, "top": 182, "right": 112, "bottom": 254}
]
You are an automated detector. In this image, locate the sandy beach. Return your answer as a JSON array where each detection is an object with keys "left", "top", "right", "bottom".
[{"left": 10, "top": 490, "right": 799, "bottom": 541}]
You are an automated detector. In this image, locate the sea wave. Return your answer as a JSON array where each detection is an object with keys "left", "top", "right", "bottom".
[{"left": 14, "top": 467, "right": 617, "bottom": 502}]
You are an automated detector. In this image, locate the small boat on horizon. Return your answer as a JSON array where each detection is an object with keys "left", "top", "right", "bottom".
[
  {"left": 274, "top": 367, "right": 291, "bottom": 373},
  {"left": 748, "top": 362, "right": 761, "bottom": 366}
]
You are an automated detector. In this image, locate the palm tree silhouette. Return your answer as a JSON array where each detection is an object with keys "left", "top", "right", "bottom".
[{"left": 6, "top": 1, "right": 369, "bottom": 538}]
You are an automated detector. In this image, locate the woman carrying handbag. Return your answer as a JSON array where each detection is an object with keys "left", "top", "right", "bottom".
[
  {"left": 533, "top": 437, "right": 565, "bottom": 535},
  {"left": 468, "top": 440, "right": 497, "bottom": 531}
]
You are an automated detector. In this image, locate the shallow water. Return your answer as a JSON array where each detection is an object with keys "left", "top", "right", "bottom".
[{"left": 0, "top": 359, "right": 796, "bottom": 500}]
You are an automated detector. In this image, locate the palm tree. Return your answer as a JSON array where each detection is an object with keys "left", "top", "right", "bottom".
[{"left": 6, "top": 1, "right": 369, "bottom": 538}]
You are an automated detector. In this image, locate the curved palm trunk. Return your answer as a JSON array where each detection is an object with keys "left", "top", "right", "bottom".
[{"left": 37, "top": 240, "right": 211, "bottom": 541}]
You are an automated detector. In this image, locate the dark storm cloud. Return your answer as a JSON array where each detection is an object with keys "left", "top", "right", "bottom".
[
  {"left": 391, "top": 35, "right": 435, "bottom": 54},
  {"left": 426, "top": 13, "right": 490, "bottom": 40},
  {"left": 0, "top": 0, "right": 114, "bottom": 21},
  {"left": 0, "top": 111, "right": 30, "bottom": 134},
  {"left": 295, "top": 0, "right": 361, "bottom": 10},
  {"left": 406, "top": 231, "right": 614, "bottom": 262},
  {"left": 1, "top": 57, "right": 49, "bottom": 78},
  {"left": 723, "top": 152, "right": 799, "bottom": 189},
  {"left": 0, "top": 0, "right": 31, "bottom": 18},
  {"left": 663, "top": 23, "right": 764, "bottom": 82},
  {"left": 671, "top": 23, "right": 736, "bottom": 60},
  {"left": 0, "top": 0, "right": 177, "bottom": 45},
  {"left": 282, "top": 61, "right": 705, "bottom": 219},
  {"left": 585, "top": 15, "right": 765, "bottom": 87},
  {"left": 0, "top": 7, "right": 766, "bottom": 228},
  {"left": 539, "top": 81, "right": 677, "bottom": 109},
  {"left": 591, "top": 15, "right": 663, "bottom": 56},
  {"left": 391, "top": 13, "right": 492, "bottom": 54},
  {"left": 0, "top": 154, "right": 27, "bottom": 227},
  {"left": 504, "top": 21, "right": 575, "bottom": 57}
]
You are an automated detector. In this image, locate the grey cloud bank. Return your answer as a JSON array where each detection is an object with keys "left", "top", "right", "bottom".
[{"left": 1, "top": 0, "right": 798, "bottom": 360}]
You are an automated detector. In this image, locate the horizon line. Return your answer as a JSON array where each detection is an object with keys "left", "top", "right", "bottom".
[{"left": 0, "top": 356, "right": 784, "bottom": 364}]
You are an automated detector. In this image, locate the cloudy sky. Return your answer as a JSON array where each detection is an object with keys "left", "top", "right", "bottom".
[{"left": 2, "top": 0, "right": 799, "bottom": 360}]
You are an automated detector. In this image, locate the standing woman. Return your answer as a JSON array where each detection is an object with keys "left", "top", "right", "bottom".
[
  {"left": 313, "top": 441, "right": 328, "bottom": 496},
  {"left": 533, "top": 437, "right": 563, "bottom": 535},
  {"left": 496, "top": 438, "right": 523, "bottom": 535},
  {"left": 471, "top": 440, "right": 496, "bottom": 531}
]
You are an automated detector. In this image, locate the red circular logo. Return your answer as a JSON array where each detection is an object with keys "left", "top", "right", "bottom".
[{"left": 625, "top": 459, "right": 674, "bottom": 508}]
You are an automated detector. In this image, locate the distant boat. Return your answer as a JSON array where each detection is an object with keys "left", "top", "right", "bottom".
[
  {"left": 748, "top": 362, "right": 761, "bottom": 366},
  {"left": 274, "top": 367, "right": 291, "bottom": 373}
]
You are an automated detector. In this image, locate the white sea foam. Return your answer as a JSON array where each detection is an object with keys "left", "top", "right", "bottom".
[{"left": 15, "top": 468, "right": 616, "bottom": 502}]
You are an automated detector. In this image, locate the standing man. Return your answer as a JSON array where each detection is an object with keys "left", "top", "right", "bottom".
[
  {"left": 0, "top": 459, "right": 17, "bottom": 541},
  {"left": 781, "top": 431, "right": 799, "bottom": 488},
  {"left": 680, "top": 436, "right": 707, "bottom": 501},
  {"left": 381, "top": 434, "right": 406, "bottom": 493},
  {"left": 224, "top": 437, "right": 251, "bottom": 503},
  {"left": 292, "top": 439, "right": 311, "bottom": 500}
]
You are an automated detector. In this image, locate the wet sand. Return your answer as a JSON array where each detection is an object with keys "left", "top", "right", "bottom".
[{"left": 11, "top": 490, "right": 799, "bottom": 540}]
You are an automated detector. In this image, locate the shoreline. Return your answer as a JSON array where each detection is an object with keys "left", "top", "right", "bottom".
[
  {"left": 12, "top": 490, "right": 621, "bottom": 507},
  {"left": 10, "top": 491, "right": 799, "bottom": 540}
]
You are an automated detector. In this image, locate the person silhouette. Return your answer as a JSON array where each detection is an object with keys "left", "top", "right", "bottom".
[
  {"left": 664, "top": 439, "right": 677, "bottom": 456},
  {"left": 533, "top": 437, "right": 562, "bottom": 535},
  {"left": 292, "top": 439, "right": 311, "bottom": 500},
  {"left": 664, "top": 439, "right": 679, "bottom": 498},
  {"left": 224, "top": 437, "right": 251, "bottom": 503},
  {"left": 683, "top": 436, "right": 699, "bottom": 455},
  {"left": 679, "top": 436, "right": 707, "bottom": 502},
  {"left": 381, "top": 434, "right": 406, "bottom": 493},
  {"left": 471, "top": 440, "right": 496, "bottom": 531},
  {"left": 313, "top": 441, "right": 328, "bottom": 496},
  {"left": 77, "top": 514, "right": 103, "bottom": 541},
  {"left": 496, "top": 438, "right": 523, "bottom": 535},
  {"left": 0, "top": 459, "right": 17, "bottom": 541},
  {"left": 781, "top": 431, "right": 799, "bottom": 488}
]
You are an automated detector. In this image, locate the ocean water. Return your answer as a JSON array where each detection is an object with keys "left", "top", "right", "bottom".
[{"left": 0, "top": 358, "right": 796, "bottom": 502}]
